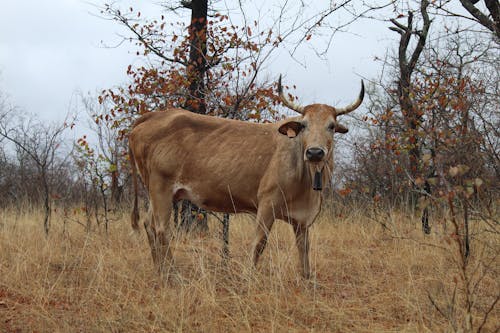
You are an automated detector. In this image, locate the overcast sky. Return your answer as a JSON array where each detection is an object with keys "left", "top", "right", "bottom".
[{"left": 0, "top": 0, "right": 394, "bottom": 123}]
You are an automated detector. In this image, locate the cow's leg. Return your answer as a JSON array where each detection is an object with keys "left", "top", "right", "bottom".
[
  {"left": 293, "top": 223, "right": 310, "bottom": 279},
  {"left": 252, "top": 204, "right": 275, "bottom": 267},
  {"left": 148, "top": 174, "right": 174, "bottom": 275},
  {"left": 143, "top": 206, "right": 158, "bottom": 266}
]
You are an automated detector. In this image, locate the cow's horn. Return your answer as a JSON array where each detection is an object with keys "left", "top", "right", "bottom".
[
  {"left": 278, "top": 75, "right": 305, "bottom": 115},
  {"left": 335, "top": 80, "right": 365, "bottom": 116}
]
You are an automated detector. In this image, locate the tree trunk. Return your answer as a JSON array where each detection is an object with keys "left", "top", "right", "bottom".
[
  {"left": 41, "top": 168, "right": 51, "bottom": 236},
  {"left": 181, "top": 0, "right": 210, "bottom": 233},
  {"left": 221, "top": 213, "right": 230, "bottom": 259},
  {"left": 110, "top": 169, "right": 120, "bottom": 206},
  {"left": 390, "top": 1, "right": 431, "bottom": 230},
  {"left": 463, "top": 196, "right": 470, "bottom": 258},
  {"left": 185, "top": 0, "right": 208, "bottom": 114},
  {"left": 180, "top": 200, "right": 208, "bottom": 234},
  {"left": 421, "top": 180, "right": 431, "bottom": 234}
]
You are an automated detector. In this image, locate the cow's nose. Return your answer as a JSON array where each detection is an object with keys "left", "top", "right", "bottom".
[{"left": 306, "top": 148, "right": 325, "bottom": 162}]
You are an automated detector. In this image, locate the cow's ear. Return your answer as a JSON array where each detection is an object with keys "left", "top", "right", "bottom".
[
  {"left": 335, "top": 123, "right": 348, "bottom": 134},
  {"left": 278, "top": 121, "right": 304, "bottom": 138}
]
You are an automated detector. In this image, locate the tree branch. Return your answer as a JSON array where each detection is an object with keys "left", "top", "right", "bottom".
[
  {"left": 408, "top": 0, "right": 431, "bottom": 75},
  {"left": 460, "top": 0, "right": 500, "bottom": 38},
  {"left": 110, "top": 8, "right": 188, "bottom": 66}
]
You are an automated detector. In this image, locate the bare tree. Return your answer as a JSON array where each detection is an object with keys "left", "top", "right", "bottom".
[
  {"left": 342, "top": 0, "right": 498, "bottom": 235},
  {"left": 0, "top": 113, "right": 69, "bottom": 235},
  {"left": 73, "top": 92, "right": 133, "bottom": 234},
  {"left": 433, "top": 0, "right": 500, "bottom": 39},
  {"left": 80, "top": 92, "right": 129, "bottom": 207}
]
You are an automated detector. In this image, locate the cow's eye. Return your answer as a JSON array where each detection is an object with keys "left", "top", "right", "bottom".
[{"left": 328, "top": 123, "right": 335, "bottom": 131}]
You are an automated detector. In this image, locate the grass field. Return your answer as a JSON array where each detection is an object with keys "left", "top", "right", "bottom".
[{"left": 0, "top": 206, "right": 498, "bottom": 332}]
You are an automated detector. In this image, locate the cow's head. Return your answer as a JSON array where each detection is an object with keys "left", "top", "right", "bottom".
[{"left": 277, "top": 75, "right": 364, "bottom": 190}]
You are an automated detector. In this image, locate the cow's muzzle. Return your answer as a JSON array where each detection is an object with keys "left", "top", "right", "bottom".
[{"left": 305, "top": 147, "right": 325, "bottom": 162}]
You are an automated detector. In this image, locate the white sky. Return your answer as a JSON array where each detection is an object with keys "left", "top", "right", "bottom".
[{"left": 0, "top": 0, "right": 394, "bottom": 122}]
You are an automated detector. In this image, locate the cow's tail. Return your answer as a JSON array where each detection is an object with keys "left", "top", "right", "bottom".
[{"left": 129, "top": 147, "right": 140, "bottom": 231}]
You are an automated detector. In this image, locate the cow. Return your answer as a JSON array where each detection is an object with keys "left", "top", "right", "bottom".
[{"left": 128, "top": 76, "right": 364, "bottom": 278}]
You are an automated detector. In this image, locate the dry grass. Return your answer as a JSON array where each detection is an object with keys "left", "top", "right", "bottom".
[{"left": 0, "top": 206, "right": 498, "bottom": 332}]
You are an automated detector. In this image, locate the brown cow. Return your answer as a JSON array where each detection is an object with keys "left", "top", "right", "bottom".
[{"left": 129, "top": 76, "right": 364, "bottom": 278}]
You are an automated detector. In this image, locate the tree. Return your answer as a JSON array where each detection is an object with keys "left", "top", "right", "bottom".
[
  {"left": 75, "top": 92, "right": 132, "bottom": 233},
  {"left": 339, "top": 0, "right": 498, "bottom": 235},
  {"left": 80, "top": 93, "right": 129, "bottom": 207},
  {"left": 389, "top": 0, "right": 431, "bottom": 216},
  {"left": 0, "top": 112, "right": 69, "bottom": 235},
  {"left": 416, "top": 31, "right": 498, "bottom": 251},
  {"left": 100, "top": 0, "right": 281, "bottom": 232}
]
